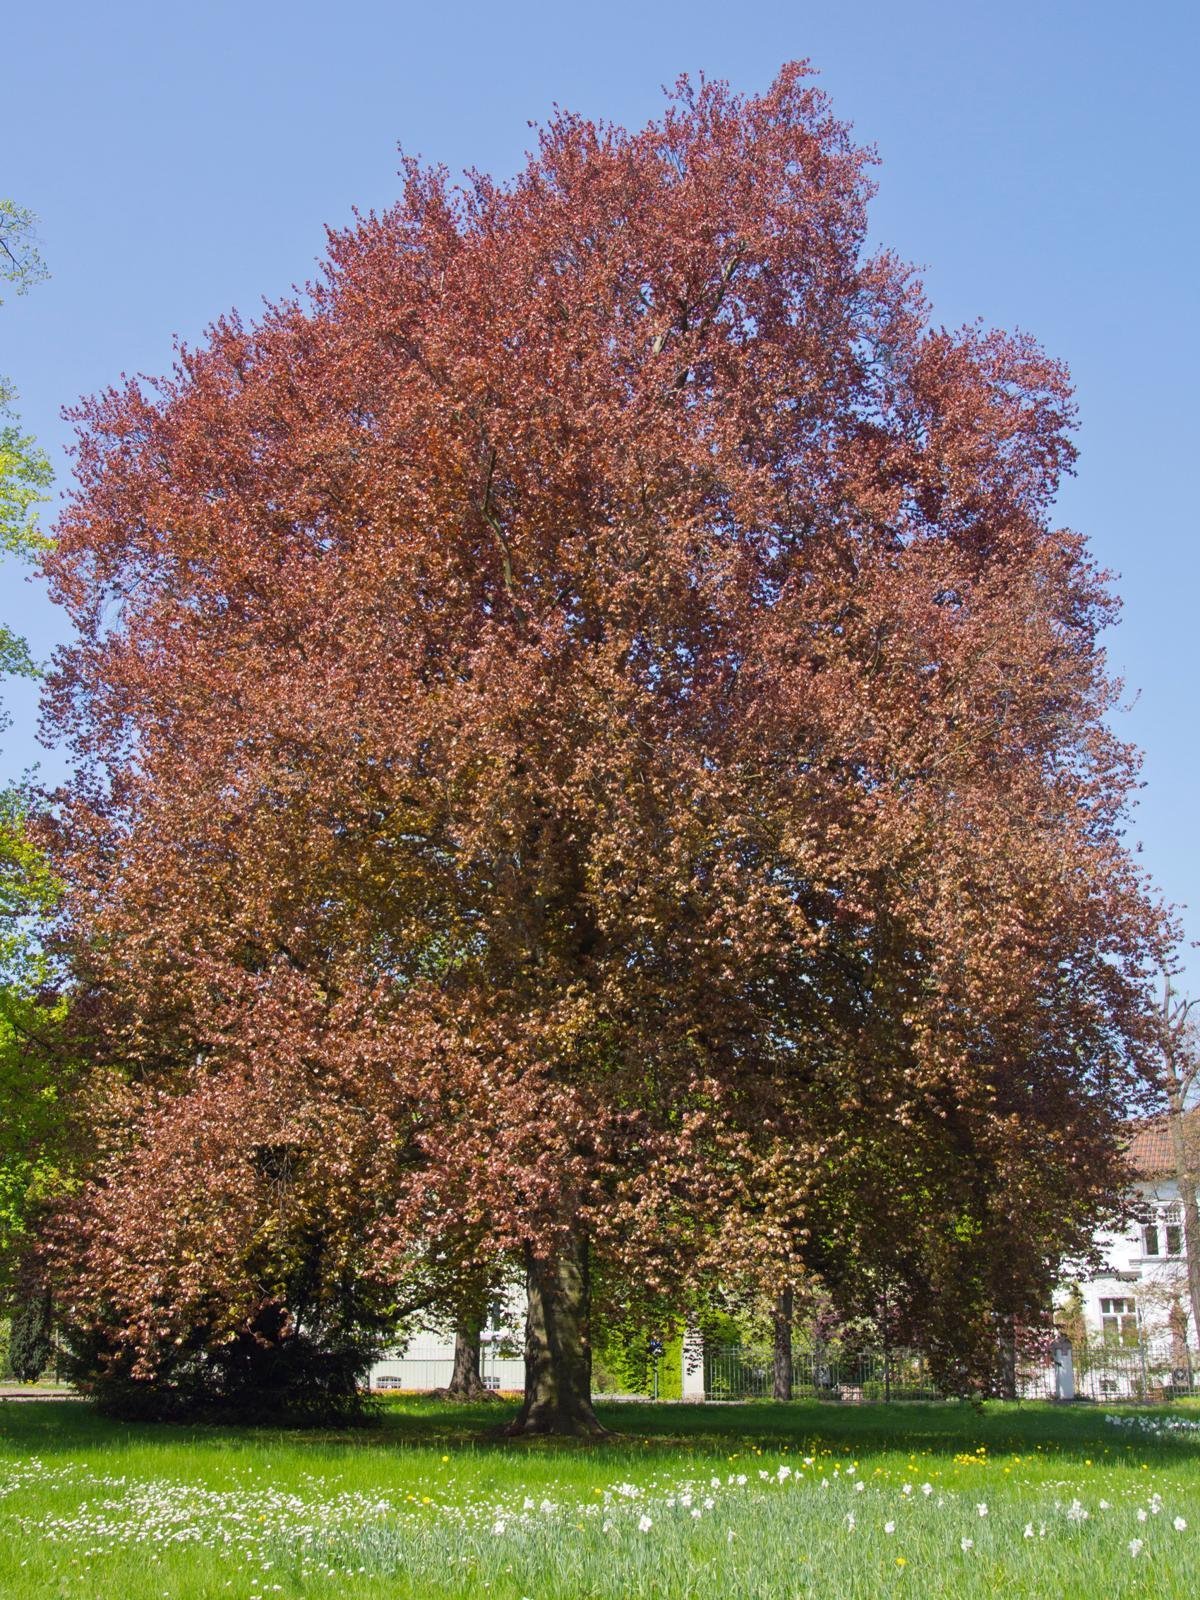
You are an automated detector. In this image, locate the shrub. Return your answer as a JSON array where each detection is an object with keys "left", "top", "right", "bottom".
[{"left": 8, "top": 1285, "right": 53, "bottom": 1382}]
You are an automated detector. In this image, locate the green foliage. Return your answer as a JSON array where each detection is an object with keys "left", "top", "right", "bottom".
[
  {"left": 6, "top": 1284, "right": 51, "bottom": 1381},
  {"left": 0, "top": 425, "right": 52, "bottom": 565},
  {"left": 0, "top": 789, "right": 72, "bottom": 1292},
  {"left": 593, "top": 1326, "right": 683, "bottom": 1399},
  {"left": 0, "top": 203, "right": 51, "bottom": 567},
  {"left": 0, "top": 203, "right": 48, "bottom": 301}
]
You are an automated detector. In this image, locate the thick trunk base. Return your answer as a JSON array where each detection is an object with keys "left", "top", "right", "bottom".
[{"left": 506, "top": 1231, "right": 607, "bottom": 1437}]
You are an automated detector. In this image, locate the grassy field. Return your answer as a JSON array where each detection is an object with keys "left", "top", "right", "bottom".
[{"left": 2, "top": 1396, "right": 1199, "bottom": 1598}]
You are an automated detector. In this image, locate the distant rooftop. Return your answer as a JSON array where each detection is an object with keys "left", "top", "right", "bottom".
[{"left": 1125, "top": 1111, "right": 1200, "bottom": 1179}]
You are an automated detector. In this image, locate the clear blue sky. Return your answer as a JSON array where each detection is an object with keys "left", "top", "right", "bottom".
[{"left": 3, "top": 0, "right": 1198, "bottom": 984}]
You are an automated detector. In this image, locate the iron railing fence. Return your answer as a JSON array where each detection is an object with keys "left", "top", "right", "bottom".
[
  {"left": 705, "top": 1345, "right": 940, "bottom": 1402},
  {"left": 1068, "top": 1342, "right": 1196, "bottom": 1404},
  {"left": 707, "top": 1341, "right": 1200, "bottom": 1403}
]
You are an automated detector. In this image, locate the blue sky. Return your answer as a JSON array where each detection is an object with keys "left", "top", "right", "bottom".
[{"left": 3, "top": 0, "right": 1197, "bottom": 983}]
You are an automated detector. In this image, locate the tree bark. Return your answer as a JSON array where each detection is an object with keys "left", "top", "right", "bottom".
[
  {"left": 995, "top": 1315, "right": 1018, "bottom": 1400},
  {"left": 1160, "top": 982, "right": 1200, "bottom": 1354},
  {"left": 445, "top": 1308, "right": 490, "bottom": 1401},
  {"left": 772, "top": 1284, "right": 794, "bottom": 1401},
  {"left": 1165, "top": 1085, "right": 1200, "bottom": 1353},
  {"left": 506, "top": 1227, "right": 606, "bottom": 1436}
]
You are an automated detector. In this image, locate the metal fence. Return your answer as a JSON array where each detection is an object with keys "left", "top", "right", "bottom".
[
  {"left": 705, "top": 1346, "right": 940, "bottom": 1402},
  {"left": 1069, "top": 1343, "right": 1196, "bottom": 1404},
  {"left": 706, "top": 1341, "right": 1200, "bottom": 1404}
]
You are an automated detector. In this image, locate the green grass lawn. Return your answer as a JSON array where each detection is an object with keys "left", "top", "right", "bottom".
[{"left": 2, "top": 1396, "right": 1199, "bottom": 1598}]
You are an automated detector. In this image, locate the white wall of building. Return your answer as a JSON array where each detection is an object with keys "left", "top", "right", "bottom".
[
  {"left": 1072, "top": 1177, "right": 1193, "bottom": 1356},
  {"left": 369, "top": 1288, "right": 526, "bottom": 1393}
]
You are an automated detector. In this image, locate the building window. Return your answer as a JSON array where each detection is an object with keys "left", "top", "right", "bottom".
[
  {"left": 1099, "top": 1297, "right": 1138, "bottom": 1346},
  {"left": 1163, "top": 1205, "right": 1183, "bottom": 1256},
  {"left": 1144, "top": 1207, "right": 1184, "bottom": 1257}
]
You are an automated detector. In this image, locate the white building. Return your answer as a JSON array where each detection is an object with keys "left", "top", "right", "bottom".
[
  {"left": 1072, "top": 1115, "right": 1196, "bottom": 1359},
  {"left": 369, "top": 1290, "right": 526, "bottom": 1393}
]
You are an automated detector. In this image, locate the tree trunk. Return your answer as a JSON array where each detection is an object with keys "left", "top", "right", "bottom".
[
  {"left": 995, "top": 1315, "right": 1018, "bottom": 1400},
  {"left": 772, "top": 1285, "right": 794, "bottom": 1401},
  {"left": 506, "top": 1227, "right": 606, "bottom": 1436},
  {"left": 445, "top": 1309, "right": 489, "bottom": 1400},
  {"left": 1165, "top": 1085, "right": 1200, "bottom": 1352}
]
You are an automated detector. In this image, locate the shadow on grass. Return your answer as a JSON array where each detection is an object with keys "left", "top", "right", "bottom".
[{"left": 2, "top": 1395, "right": 1198, "bottom": 1473}]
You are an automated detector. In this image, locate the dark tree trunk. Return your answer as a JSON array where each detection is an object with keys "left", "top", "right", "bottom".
[
  {"left": 995, "top": 1315, "right": 1018, "bottom": 1400},
  {"left": 1165, "top": 1085, "right": 1200, "bottom": 1353},
  {"left": 1160, "top": 983, "right": 1200, "bottom": 1353},
  {"left": 445, "top": 1309, "right": 489, "bottom": 1400},
  {"left": 772, "top": 1285, "right": 794, "bottom": 1401},
  {"left": 506, "top": 1227, "right": 606, "bottom": 1437}
]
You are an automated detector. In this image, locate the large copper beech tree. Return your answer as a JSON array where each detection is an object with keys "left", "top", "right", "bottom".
[{"left": 44, "top": 66, "right": 1165, "bottom": 1431}]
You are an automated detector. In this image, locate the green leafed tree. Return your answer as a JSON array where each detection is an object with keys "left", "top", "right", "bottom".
[
  {"left": 0, "top": 201, "right": 67, "bottom": 1300},
  {"left": 0, "top": 201, "right": 53, "bottom": 573}
]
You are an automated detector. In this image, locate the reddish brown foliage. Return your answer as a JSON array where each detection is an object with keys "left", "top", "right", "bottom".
[{"left": 43, "top": 65, "right": 1165, "bottom": 1411}]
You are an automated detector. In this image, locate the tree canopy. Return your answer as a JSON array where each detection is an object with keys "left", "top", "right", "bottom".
[{"left": 42, "top": 66, "right": 1166, "bottom": 1429}]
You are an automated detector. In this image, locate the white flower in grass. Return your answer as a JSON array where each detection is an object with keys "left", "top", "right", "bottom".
[
  {"left": 735, "top": 1474, "right": 747, "bottom": 1486},
  {"left": 961, "top": 1537, "right": 974, "bottom": 1552},
  {"left": 726, "top": 1529, "right": 736, "bottom": 1544},
  {"left": 777, "top": 1465, "right": 791, "bottom": 1482},
  {"left": 902, "top": 1484, "right": 913, "bottom": 1496},
  {"left": 691, "top": 1508, "right": 702, "bottom": 1520},
  {"left": 1066, "top": 1499, "right": 1089, "bottom": 1523},
  {"left": 704, "top": 1497, "right": 714, "bottom": 1511},
  {"left": 680, "top": 1494, "right": 692, "bottom": 1509},
  {"left": 638, "top": 1515, "right": 653, "bottom": 1534},
  {"left": 845, "top": 1465, "right": 855, "bottom": 1476},
  {"left": 845, "top": 1512, "right": 856, "bottom": 1531},
  {"left": 884, "top": 1521, "right": 896, "bottom": 1535},
  {"left": 491, "top": 1520, "right": 506, "bottom": 1536},
  {"left": 1099, "top": 1499, "right": 1111, "bottom": 1510},
  {"left": 1137, "top": 1509, "right": 1149, "bottom": 1523},
  {"left": 921, "top": 1483, "right": 932, "bottom": 1496},
  {"left": 977, "top": 1503, "right": 988, "bottom": 1518},
  {"left": 1023, "top": 1523, "right": 1034, "bottom": 1539},
  {"left": 1175, "top": 1517, "right": 1188, "bottom": 1532},
  {"left": 1129, "top": 1538, "right": 1144, "bottom": 1557},
  {"left": 803, "top": 1457, "right": 815, "bottom": 1467},
  {"left": 855, "top": 1481, "right": 865, "bottom": 1493}
]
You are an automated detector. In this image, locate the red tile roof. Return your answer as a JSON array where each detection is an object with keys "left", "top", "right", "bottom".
[{"left": 1125, "top": 1112, "right": 1200, "bottom": 1179}]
